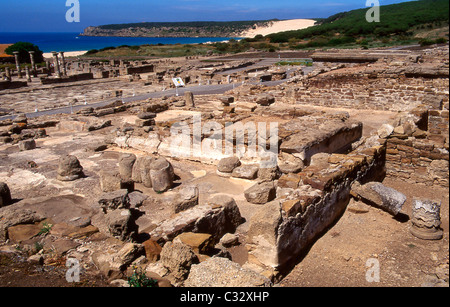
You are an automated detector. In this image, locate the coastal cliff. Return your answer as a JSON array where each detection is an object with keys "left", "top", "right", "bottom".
[{"left": 81, "top": 20, "right": 276, "bottom": 38}]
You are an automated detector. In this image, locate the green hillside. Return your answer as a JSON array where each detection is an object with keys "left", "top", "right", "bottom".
[
  {"left": 267, "top": 0, "right": 449, "bottom": 48},
  {"left": 83, "top": 20, "right": 278, "bottom": 38}
]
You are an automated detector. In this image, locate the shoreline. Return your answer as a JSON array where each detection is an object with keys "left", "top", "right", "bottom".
[{"left": 43, "top": 50, "right": 87, "bottom": 59}]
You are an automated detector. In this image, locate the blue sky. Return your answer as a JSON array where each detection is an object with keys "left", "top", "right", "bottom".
[{"left": 0, "top": 0, "right": 416, "bottom": 32}]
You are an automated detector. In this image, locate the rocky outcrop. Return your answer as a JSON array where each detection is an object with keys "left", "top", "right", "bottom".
[{"left": 185, "top": 257, "right": 272, "bottom": 287}]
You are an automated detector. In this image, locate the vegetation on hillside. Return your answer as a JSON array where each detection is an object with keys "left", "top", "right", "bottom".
[
  {"left": 83, "top": 20, "right": 278, "bottom": 38},
  {"left": 267, "top": 0, "right": 449, "bottom": 49},
  {"left": 83, "top": 0, "right": 449, "bottom": 58}
]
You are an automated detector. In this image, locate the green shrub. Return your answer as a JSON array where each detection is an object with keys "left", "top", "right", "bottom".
[
  {"left": 5, "top": 42, "right": 44, "bottom": 63},
  {"left": 85, "top": 49, "right": 99, "bottom": 55},
  {"left": 128, "top": 267, "right": 158, "bottom": 287}
]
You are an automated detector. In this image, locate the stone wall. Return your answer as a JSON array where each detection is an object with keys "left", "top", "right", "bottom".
[
  {"left": 123, "top": 65, "right": 155, "bottom": 75},
  {"left": 288, "top": 74, "right": 449, "bottom": 112},
  {"left": 247, "top": 140, "right": 387, "bottom": 272},
  {"left": 0, "top": 80, "right": 28, "bottom": 90},
  {"left": 40, "top": 73, "right": 94, "bottom": 85},
  {"left": 385, "top": 102, "right": 449, "bottom": 188}
]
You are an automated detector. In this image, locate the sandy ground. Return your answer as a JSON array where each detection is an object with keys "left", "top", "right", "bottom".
[
  {"left": 43, "top": 51, "right": 87, "bottom": 59},
  {"left": 240, "top": 19, "right": 316, "bottom": 38}
]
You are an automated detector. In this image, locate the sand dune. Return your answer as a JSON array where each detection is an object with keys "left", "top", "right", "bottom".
[
  {"left": 43, "top": 51, "right": 87, "bottom": 59},
  {"left": 240, "top": 19, "right": 316, "bottom": 38}
]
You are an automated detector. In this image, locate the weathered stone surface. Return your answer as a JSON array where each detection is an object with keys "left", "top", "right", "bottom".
[
  {"left": 410, "top": 198, "right": 443, "bottom": 240},
  {"left": 68, "top": 225, "right": 99, "bottom": 239},
  {"left": 278, "top": 152, "right": 304, "bottom": 174},
  {"left": 280, "top": 120, "right": 363, "bottom": 164},
  {"left": 44, "top": 238, "right": 81, "bottom": 256},
  {"left": 255, "top": 94, "right": 275, "bottom": 106},
  {"left": 351, "top": 181, "right": 406, "bottom": 216},
  {"left": 184, "top": 91, "right": 195, "bottom": 107},
  {"left": 135, "top": 118, "right": 155, "bottom": 127},
  {"left": 206, "top": 195, "right": 243, "bottom": 235},
  {"left": 247, "top": 201, "right": 283, "bottom": 268},
  {"left": 219, "top": 96, "right": 234, "bottom": 106},
  {"left": 150, "top": 157, "right": 174, "bottom": 193},
  {"left": 160, "top": 241, "right": 199, "bottom": 281},
  {"left": 99, "top": 170, "right": 122, "bottom": 192},
  {"left": 13, "top": 114, "right": 28, "bottom": 124},
  {"left": 0, "top": 182, "right": 12, "bottom": 208},
  {"left": 377, "top": 124, "right": 394, "bottom": 139},
  {"left": 173, "top": 186, "right": 199, "bottom": 213},
  {"left": 91, "top": 251, "right": 124, "bottom": 280},
  {"left": 18, "top": 139, "right": 36, "bottom": 151},
  {"left": 174, "top": 232, "right": 214, "bottom": 254},
  {"left": 244, "top": 182, "right": 276, "bottom": 205},
  {"left": 132, "top": 156, "right": 154, "bottom": 188},
  {"left": 217, "top": 157, "right": 241, "bottom": 173},
  {"left": 277, "top": 173, "right": 301, "bottom": 189},
  {"left": 219, "top": 233, "right": 240, "bottom": 248},
  {"left": 150, "top": 195, "right": 242, "bottom": 244},
  {"left": 118, "top": 153, "right": 136, "bottom": 181},
  {"left": 67, "top": 215, "right": 91, "bottom": 228},
  {"left": 137, "top": 112, "right": 157, "bottom": 120},
  {"left": 116, "top": 243, "right": 145, "bottom": 267},
  {"left": 27, "top": 254, "right": 44, "bottom": 265},
  {"left": 185, "top": 257, "right": 272, "bottom": 287},
  {"left": 231, "top": 164, "right": 259, "bottom": 180},
  {"left": 0, "top": 207, "right": 44, "bottom": 243},
  {"left": 105, "top": 209, "right": 136, "bottom": 242},
  {"left": 7, "top": 223, "right": 42, "bottom": 243},
  {"left": 98, "top": 189, "right": 130, "bottom": 213},
  {"left": 257, "top": 166, "right": 281, "bottom": 181},
  {"left": 57, "top": 155, "right": 84, "bottom": 181},
  {"left": 128, "top": 191, "right": 148, "bottom": 209},
  {"left": 50, "top": 222, "right": 78, "bottom": 237},
  {"left": 142, "top": 239, "right": 162, "bottom": 262}
]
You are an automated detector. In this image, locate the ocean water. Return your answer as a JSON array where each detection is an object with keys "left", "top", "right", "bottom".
[{"left": 0, "top": 32, "right": 234, "bottom": 53}]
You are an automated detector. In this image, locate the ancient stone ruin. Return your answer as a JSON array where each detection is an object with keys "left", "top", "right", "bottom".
[{"left": 0, "top": 46, "right": 448, "bottom": 287}]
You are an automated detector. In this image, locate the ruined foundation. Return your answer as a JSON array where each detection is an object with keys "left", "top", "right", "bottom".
[{"left": 0, "top": 45, "right": 448, "bottom": 287}]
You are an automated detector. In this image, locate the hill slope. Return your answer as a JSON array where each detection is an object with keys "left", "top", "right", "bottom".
[
  {"left": 82, "top": 20, "right": 277, "bottom": 38},
  {"left": 267, "top": 0, "right": 449, "bottom": 46}
]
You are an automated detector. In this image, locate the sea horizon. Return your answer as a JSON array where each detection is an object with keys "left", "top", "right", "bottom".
[{"left": 0, "top": 32, "right": 236, "bottom": 53}]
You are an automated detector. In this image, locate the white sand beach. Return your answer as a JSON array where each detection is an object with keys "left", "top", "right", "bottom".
[
  {"left": 240, "top": 19, "right": 317, "bottom": 38},
  {"left": 43, "top": 50, "right": 87, "bottom": 59}
]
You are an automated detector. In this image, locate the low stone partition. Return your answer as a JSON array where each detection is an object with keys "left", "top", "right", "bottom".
[
  {"left": 40, "top": 73, "right": 94, "bottom": 85},
  {"left": 280, "top": 118, "right": 363, "bottom": 164},
  {"left": 247, "top": 141, "right": 386, "bottom": 274},
  {"left": 0, "top": 80, "right": 28, "bottom": 90},
  {"left": 287, "top": 72, "right": 449, "bottom": 112},
  {"left": 311, "top": 52, "right": 379, "bottom": 63},
  {"left": 122, "top": 65, "right": 155, "bottom": 75}
]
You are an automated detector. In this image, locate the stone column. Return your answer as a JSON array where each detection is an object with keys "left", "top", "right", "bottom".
[
  {"left": 59, "top": 52, "right": 67, "bottom": 76},
  {"left": 5, "top": 67, "right": 11, "bottom": 81},
  {"left": 25, "top": 66, "right": 32, "bottom": 82},
  {"left": 51, "top": 52, "right": 61, "bottom": 78},
  {"left": 184, "top": 91, "right": 195, "bottom": 108},
  {"left": 13, "top": 51, "right": 22, "bottom": 78},
  {"left": 29, "top": 51, "right": 37, "bottom": 76},
  {"left": 410, "top": 198, "right": 443, "bottom": 240}
]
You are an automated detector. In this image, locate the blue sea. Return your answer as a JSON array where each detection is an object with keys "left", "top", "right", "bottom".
[{"left": 0, "top": 32, "right": 235, "bottom": 53}]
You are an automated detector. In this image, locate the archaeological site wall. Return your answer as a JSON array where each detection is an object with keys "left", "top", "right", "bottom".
[
  {"left": 384, "top": 101, "right": 449, "bottom": 188},
  {"left": 289, "top": 73, "right": 449, "bottom": 112}
]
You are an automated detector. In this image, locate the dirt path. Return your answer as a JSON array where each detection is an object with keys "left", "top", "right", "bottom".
[{"left": 279, "top": 177, "right": 449, "bottom": 287}]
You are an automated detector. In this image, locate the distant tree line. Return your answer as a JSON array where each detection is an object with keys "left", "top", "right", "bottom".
[{"left": 98, "top": 20, "right": 278, "bottom": 32}]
